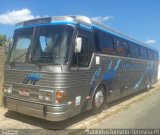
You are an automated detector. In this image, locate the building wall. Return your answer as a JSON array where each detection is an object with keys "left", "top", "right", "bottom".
[
  {"left": 158, "top": 63, "right": 160, "bottom": 80},
  {"left": 0, "top": 47, "right": 6, "bottom": 106}
]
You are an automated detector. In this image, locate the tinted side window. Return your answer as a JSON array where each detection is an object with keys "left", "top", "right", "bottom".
[
  {"left": 114, "top": 38, "right": 122, "bottom": 56},
  {"left": 121, "top": 40, "right": 129, "bottom": 56},
  {"left": 94, "top": 31, "right": 114, "bottom": 55},
  {"left": 154, "top": 51, "right": 158, "bottom": 60},
  {"left": 129, "top": 43, "right": 139, "bottom": 58},
  {"left": 114, "top": 38, "right": 129, "bottom": 56},
  {"left": 147, "top": 49, "right": 154, "bottom": 60},
  {"left": 151, "top": 51, "right": 154, "bottom": 60},
  {"left": 140, "top": 47, "right": 147, "bottom": 59}
]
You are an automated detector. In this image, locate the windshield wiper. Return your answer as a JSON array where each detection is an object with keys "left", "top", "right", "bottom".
[{"left": 10, "top": 52, "right": 27, "bottom": 66}]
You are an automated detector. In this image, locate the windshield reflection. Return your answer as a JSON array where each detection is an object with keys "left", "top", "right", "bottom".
[{"left": 9, "top": 25, "right": 74, "bottom": 65}]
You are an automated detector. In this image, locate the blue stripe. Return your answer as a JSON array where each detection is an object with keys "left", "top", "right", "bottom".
[
  {"left": 79, "top": 24, "right": 92, "bottom": 31},
  {"left": 51, "top": 21, "right": 76, "bottom": 25},
  {"left": 114, "top": 59, "right": 121, "bottom": 70},
  {"left": 108, "top": 60, "right": 113, "bottom": 70}
]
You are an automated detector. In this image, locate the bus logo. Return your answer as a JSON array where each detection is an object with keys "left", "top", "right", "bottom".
[{"left": 23, "top": 73, "right": 43, "bottom": 85}]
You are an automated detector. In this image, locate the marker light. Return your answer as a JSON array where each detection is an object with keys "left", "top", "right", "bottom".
[{"left": 45, "top": 92, "right": 52, "bottom": 102}]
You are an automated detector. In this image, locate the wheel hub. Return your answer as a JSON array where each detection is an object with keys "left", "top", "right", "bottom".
[{"left": 95, "top": 89, "right": 104, "bottom": 108}]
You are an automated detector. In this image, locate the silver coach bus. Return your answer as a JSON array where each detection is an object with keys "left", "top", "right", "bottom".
[{"left": 3, "top": 16, "right": 159, "bottom": 121}]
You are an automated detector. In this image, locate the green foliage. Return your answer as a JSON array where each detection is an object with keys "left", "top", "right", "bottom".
[{"left": 0, "top": 34, "right": 7, "bottom": 46}]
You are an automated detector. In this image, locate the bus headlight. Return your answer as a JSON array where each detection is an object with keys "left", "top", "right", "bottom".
[
  {"left": 4, "top": 85, "right": 12, "bottom": 95},
  {"left": 39, "top": 91, "right": 45, "bottom": 100},
  {"left": 45, "top": 92, "right": 52, "bottom": 101},
  {"left": 39, "top": 90, "right": 53, "bottom": 102}
]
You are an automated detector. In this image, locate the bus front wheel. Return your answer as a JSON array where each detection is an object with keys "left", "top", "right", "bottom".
[{"left": 91, "top": 86, "right": 105, "bottom": 114}]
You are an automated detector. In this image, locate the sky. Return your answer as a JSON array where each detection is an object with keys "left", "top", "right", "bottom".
[{"left": 0, "top": 0, "right": 160, "bottom": 52}]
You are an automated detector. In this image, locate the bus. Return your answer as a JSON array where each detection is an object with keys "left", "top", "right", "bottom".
[{"left": 3, "top": 16, "right": 159, "bottom": 121}]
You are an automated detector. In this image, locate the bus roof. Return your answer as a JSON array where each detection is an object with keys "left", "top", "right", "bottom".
[{"left": 15, "top": 16, "right": 157, "bottom": 51}]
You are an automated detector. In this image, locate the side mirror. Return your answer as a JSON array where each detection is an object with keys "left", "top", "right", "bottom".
[{"left": 75, "top": 37, "right": 82, "bottom": 53}]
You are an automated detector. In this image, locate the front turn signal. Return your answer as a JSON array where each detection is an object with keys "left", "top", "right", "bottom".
[{"left": 56, "top": 91, "right": 67, "bottom": 103}]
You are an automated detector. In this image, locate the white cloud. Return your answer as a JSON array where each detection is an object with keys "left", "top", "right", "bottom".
[
  {"left": 0, "top": 8, "right": 39, "bottom": 25},
  {"left": 91, "top": 16, "right": 114, "bottom": 24},
  {"left": 144, "top": 39, "right": 156, "bottom": 44}
]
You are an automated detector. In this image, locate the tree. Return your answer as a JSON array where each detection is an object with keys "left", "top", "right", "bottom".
[{"left": 0, "top": 34, "right": 7, "bottom": 46}]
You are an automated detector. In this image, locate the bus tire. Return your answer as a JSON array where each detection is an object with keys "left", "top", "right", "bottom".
[{"left": 91, "top": 85, "right": 105, "bottom": 114}]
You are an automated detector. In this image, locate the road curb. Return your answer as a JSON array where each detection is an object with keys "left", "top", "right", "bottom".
[{"left": 65, "top": 82, "right": 160, "bottom": 135}]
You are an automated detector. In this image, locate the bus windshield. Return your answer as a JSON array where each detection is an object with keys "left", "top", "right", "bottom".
[{"left": 9, "top": 25, "right": 74, "bottom": 65}]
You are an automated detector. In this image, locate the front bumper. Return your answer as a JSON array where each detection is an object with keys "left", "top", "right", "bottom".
[{"left": 3, "top": 96, "right": 74, "bottom": 121}]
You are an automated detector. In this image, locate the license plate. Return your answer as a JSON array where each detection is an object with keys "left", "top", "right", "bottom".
[{"left": 19, "top": 89, "right": 30, "bottom": 97}]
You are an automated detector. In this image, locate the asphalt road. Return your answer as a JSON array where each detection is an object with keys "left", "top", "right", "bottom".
[{"left": 94, "top": 88, "right": 160, "bottom": 129}]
